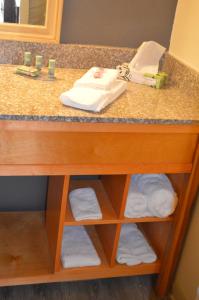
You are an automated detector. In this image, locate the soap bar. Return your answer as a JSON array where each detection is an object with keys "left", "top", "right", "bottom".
[{"left": 16, "top": 66, "right": 40, "bottom": 77}]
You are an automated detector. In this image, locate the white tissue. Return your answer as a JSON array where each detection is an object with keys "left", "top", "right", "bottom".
[{"left": 129, "top": 41, "right": 166, "bottom": 86}]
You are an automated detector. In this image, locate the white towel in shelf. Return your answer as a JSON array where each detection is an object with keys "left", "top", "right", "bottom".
[
  {"left": 60, "top": 80, "right": 127, "bottom": 112},
  {"left": 116, "top": 224, "right": 157, "bottom": 266},
  {"left": 69, "top": 187, "right": 102, "bottom": 221},
  {"left": 124, "top": 176, "right": 149, "bottom": 218},
  {"left": 124, "top": 174, "right": 178, "bottom": 218},
  {"left": 61, "top": 226, "right": 101, "bottom": 268},
  {"left": 137, "top": 174, "right": 178, "bottom": 218},
  {"left": 74, "top": 67, "right": 119, "bottom": 90}
]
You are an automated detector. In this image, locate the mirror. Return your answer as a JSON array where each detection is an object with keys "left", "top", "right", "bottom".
[
  {"left": 0, "top": 0, "right": 47, "bottom": 26},
  {"left": 0, "top": 0, "right": 63, "bottom": 43}
]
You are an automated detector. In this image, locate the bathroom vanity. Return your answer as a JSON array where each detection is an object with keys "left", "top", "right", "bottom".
[{"left": 0, "top": 64, "right": 198, "bottom": 298}]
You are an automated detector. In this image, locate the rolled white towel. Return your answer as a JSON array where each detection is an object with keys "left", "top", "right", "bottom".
[
  {"left": 124, "top": 175, "right": 150, "bottom": 218},
  {"left": 124, "top": 192, "right": 148, "bottom": 218},
  {"left": 69, "top": 187, "right": 102, "bottom": 221},
  {"left": 74, "top": 67, "right": 119, "bottom": 90},
  {"left": 61, "top": 226, "right": 101, "bottom": 268},
  {"left": 116, "top": 224, "right": 157, "bottom": 266},
  {"left": 137, "top": 174, "right": 178, "bottom": 218}
]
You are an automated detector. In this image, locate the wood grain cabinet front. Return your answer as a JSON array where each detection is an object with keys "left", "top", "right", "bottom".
[{"left": 0, "top": 130, "right": 197, "bottom": 173}]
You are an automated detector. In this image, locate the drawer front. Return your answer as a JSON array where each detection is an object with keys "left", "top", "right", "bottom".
[{"left": 0, "top": 131, "right": 197, "bottom": 166}]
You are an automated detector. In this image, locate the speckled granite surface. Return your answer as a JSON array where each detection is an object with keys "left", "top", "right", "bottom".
[
  {"left": 0, "top": 64, "right": 198, "bottom": 124},
  {"left": 0, "top": 40, "right": 135, "bottom": 69}
]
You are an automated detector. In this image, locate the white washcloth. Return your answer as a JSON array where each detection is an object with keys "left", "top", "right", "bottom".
[
  {"left": 129, "top": 41, "right": 166, "bottom": 86},
  {"left": 124, "top": 174, "right": 178, "bottom": 218},
  {"left": 74, "top": 67, "right": 119, "bottom": 90},
  {"left": 69, "top": 187, "right": 102, "bottom": 221},
  {"left": 60, "top": 80, "right": 127, "bottom": 112},
  {"left": 117, "top": 224, "right": 157, "bottom": 266},
  {"left": 61, "top": 226, "right": 101, "bottom": 268},
  {"left": 137, "top": 174, "right": 178, "bottom": 218}
]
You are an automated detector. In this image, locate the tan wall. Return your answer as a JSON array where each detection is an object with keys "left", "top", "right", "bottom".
[
  {"left": 172, "top": 195, "right": 199, "bottom": 300},
  {"left": 169, "top": 0, "right": 199, "bottom": 71},
  {"left": 170, "top": 1, "right": 199, "bottom": 299}
]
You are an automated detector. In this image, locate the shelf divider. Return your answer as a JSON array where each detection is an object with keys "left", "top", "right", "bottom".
[{"left": 45, "top": 175, "right": 70, "bottom": 272}]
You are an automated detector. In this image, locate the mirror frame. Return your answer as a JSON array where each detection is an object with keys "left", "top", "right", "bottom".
[{"left": 0, "top": 0, "right": 64, "bottom": 43}]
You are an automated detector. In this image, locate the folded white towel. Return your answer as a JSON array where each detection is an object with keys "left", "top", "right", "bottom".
[
  {"left": 60, "top": 80, "right": 127, "bottom": 112},
  {"left": 116, "top": 224, "right": 157, "bottom": 266},
  {"left": 69, "top": 187, "right": 102, "bottom": 221},
  {"left": 61, "top": 226, "right": 101, "bottom": 268},
  {"left": 124, "top": 174, "right": 178, "bottom": 218},
  {"left": 137, "top": 174, "right": 178, "bottom": 218},
  {"left": 74, "top": 67, "right": 119, "bottom": 90}
]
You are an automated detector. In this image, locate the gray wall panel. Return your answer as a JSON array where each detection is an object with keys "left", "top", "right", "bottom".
[{"left": 61, "top": 0, "right": 178, "bottom": 48}]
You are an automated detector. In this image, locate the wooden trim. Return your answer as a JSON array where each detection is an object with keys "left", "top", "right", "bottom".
[
  {"left": 0, "top": 120, "right": 199, "bottom": 133},
  {"left": 0, "top": 163, "right": 192, "bottom": 176},
  {"left": 0, "top": 0, "right": 64, "bottom": 43},
  {"left": 155, "top": 145, "right": 199, "bottom": 297},
  {"left": 46, "top": 175, "right": 69, "bottom": 272}
]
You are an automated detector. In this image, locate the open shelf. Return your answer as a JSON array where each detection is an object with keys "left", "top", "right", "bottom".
[
  {"left": 0, "top": 211, "right": 52, "bottom": 280},
  {"left": 122, "top": 215, "right": 174, "bottom": 223},
  {"left": 65, "top": 178, "right": 174, "bottom": 225},
  {"left": 65, "top": 179, "right": 118, "bottom": 225},
  {"left": 59, "top": 224, "right": 160, "bottom": 280}
]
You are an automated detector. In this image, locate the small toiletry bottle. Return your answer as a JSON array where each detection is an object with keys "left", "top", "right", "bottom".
[
  {"left": 24, "top": 52, "right": 32, "bottom": 67},
  {"left": 48, "top": 59, "right": 56, "bottom": 79},
  {"left": 35, "top": 55, "right": 43, "bottom": 70}
]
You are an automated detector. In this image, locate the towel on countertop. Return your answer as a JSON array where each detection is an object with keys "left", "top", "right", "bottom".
[
  {"left": 74, "top": 67, "right": 119, "bottom": 90},
  {"left": 116, "top": 224, "right": 157, "bottom": 266},
  {"left": 69, "top": 187, "right": 102, "bottom": 221},
  {"left": 124, "top": 174, "right": 178, "bottom": 218},
  {"left": 61, "top": 226, "right": 101, "bottom": 268},
  {"left": 60, "top": 79, "right": 127, "bottom": 112}
]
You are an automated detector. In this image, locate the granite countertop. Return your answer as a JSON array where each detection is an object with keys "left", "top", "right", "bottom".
[{"left": 0, "top": 65, "right": 199, "bottom": 124}]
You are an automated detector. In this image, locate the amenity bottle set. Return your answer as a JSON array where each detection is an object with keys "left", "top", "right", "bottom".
[{"left": 16, "top": 51, "right": 56, "bottom": 79}]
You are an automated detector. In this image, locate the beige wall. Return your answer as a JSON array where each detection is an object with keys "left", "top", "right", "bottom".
[
  {"left": 169, "top": 0, "right": 199, "bottom": 71},
  {"left": 172, "top": 195, "right": 199, "bottom": 300},
  {"left": 170, "top": 1, "right": 199, "bottom": 299}
]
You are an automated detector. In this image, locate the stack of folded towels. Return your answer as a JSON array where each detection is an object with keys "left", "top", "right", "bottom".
[
  {"left": 60, "top": 67, "right": 127, "bottom": 112},
  {"left": 117, "top": 223, "right": 157, "bottom": 266},
  {"left": 61, "top": 226, "right": 101, "bottom": 268},
  {"left": 124, "top": 174, "right": 178, "bottom": 218},
  {"left": 69, "top": 187, "right": 102, "bottom": 221}
]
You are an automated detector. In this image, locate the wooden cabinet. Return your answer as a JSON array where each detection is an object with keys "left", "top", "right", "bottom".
[{"left": 0, "top": 120, "right": 198, "bottom": 298}]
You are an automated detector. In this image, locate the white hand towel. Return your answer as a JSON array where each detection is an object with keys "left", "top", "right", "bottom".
[
  {"left": 137, "top": 174, "right": 178, "bottom": 218},
  {"left": 116, "top": 224, "right": 157, "bottom": 266},
  {"left": 60, "top": 80, "right": 127, "bottom": 112},
  {"left": 69, "top": 187, "right": 102, "bottom": 221},
  {"left": 61, "top": 226, "right": 101, "bottom": 268},
  {"left": 74, "top": 67, "right": 119, "bottom": 90}
]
